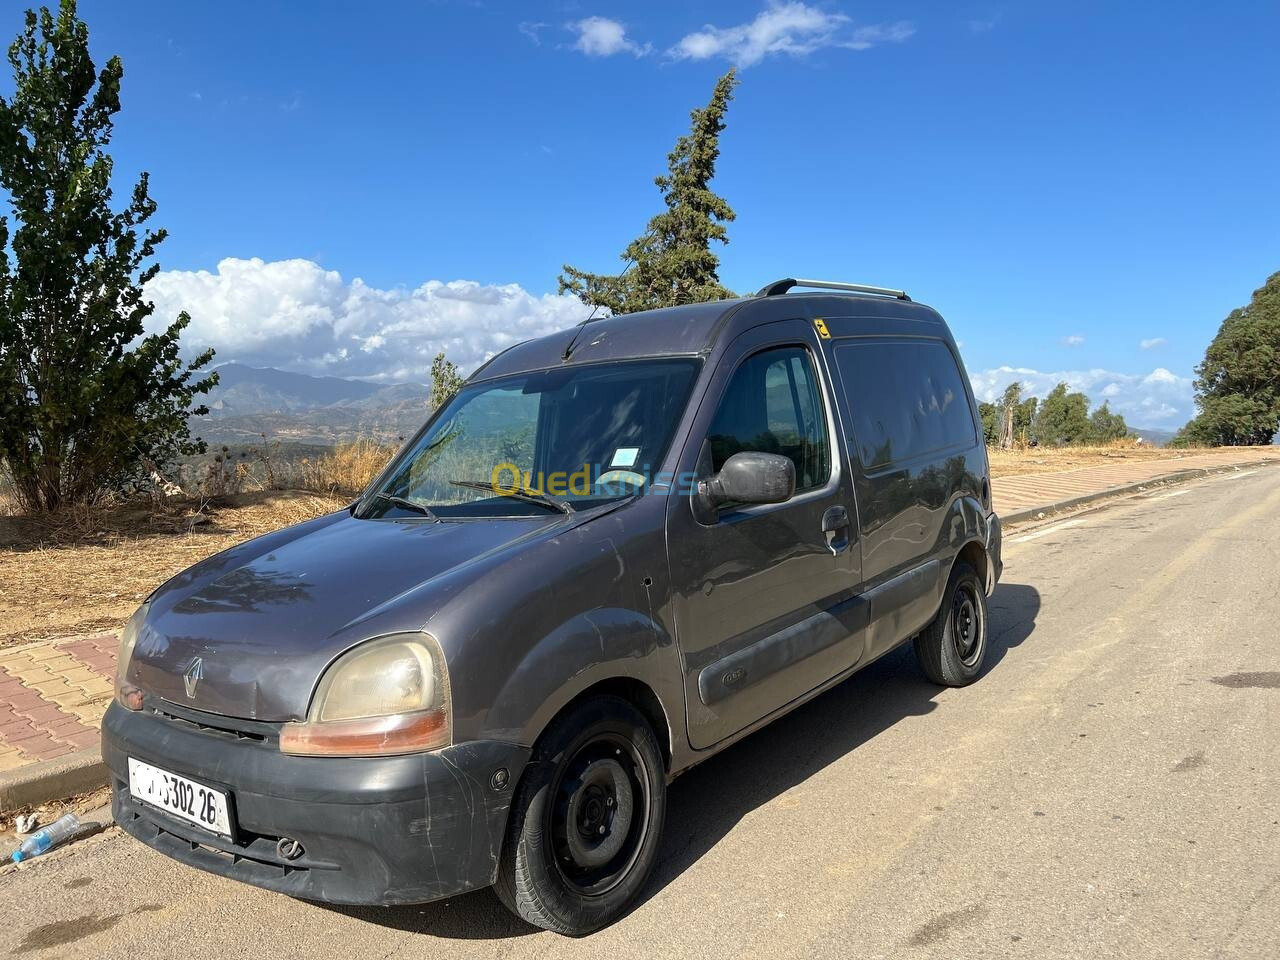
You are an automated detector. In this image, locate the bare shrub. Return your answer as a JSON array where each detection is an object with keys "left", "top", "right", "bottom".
[{"left": 200, "top": 447, "right": 252, "bottom": 498}]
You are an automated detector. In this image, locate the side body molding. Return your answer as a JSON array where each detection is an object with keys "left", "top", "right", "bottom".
[{"left": 697, "top": 594, "right": 870, "bottom": 706}]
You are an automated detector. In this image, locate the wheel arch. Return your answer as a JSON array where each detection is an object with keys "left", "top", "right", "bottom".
[
  {"left": 532, "top": 676, "right": 674, "bottom": 773},
  {"left": 951, "top": 538, "right": 992, "bottom": 593}
]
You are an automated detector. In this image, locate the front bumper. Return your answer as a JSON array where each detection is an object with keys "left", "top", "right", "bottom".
[{"left": 101, "top": 700, "right": 530, "bottom": 906}]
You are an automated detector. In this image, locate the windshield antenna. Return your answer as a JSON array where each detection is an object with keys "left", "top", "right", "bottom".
[
  {"left": 562, "top": 302, "right": 604, "bottom": 361},
  {"left": 562, "top": 232, "right": 650, "bottom": 360}
]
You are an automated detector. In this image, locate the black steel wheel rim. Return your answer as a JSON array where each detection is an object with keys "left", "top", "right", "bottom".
[
  {"left": 952, "top": 582, "right": 985, "bottom": 667},
  {"left": 548, "top": 732, "right": 651, "bottom": 897}
]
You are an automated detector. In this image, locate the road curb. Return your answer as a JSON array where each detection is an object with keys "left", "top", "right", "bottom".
[
  {"left": 1000, "top": 458, "right": 1277, "bottom": 525},
  {"left": 0, "top": 747, "right": 106, "bottom": 814}
]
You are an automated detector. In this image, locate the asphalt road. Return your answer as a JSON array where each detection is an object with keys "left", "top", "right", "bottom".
[{"left": 4, "top": 466, "right": 1279, "bottom": 959}]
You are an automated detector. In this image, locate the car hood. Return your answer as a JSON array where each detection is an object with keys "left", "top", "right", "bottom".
[{"left": 128, "top": 509, "right": 552, "bottom": 721}]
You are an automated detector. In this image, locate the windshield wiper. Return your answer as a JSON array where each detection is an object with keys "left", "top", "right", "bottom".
[
  {"left": 449, "top": 479, "right": 574, "bottom": 515},
  {"left": 369, "top": 493, "right": 439, "bottom": 520}
]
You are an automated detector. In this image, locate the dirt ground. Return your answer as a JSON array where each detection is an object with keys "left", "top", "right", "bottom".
[
  {"left": 0, "top": 491, "right": 345, "bottom": 648},
  {"left": 984, "top": 444, "right": 1208, "bottom": 478}
]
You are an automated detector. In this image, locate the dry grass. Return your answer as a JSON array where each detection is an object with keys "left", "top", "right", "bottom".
[
  {"left": 0, "top": 439, "right": 390, "bottom": 648},
  {"left": 189, "top": 438, "right": 396, "bottom": 499},
  {"left": 0, "top": 490, "right": 345, "bottom": 648},
  {"left": 985, "top": 441, "right": 1213, "bottom": 478},
  {"left": 295, "top": 439, "right": 395, "bottom": 496}
]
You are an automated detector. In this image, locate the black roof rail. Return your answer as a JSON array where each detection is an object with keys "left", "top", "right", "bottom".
[{"left": 757, "top": 278, "right": 912, "bottom": 301}]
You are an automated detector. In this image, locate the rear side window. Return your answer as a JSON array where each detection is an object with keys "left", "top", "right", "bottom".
[
  {"left": 707, "top": 346, "right": 830, "bottom": 493},
  {"left": 832, "top": 339, "right": 976, "bottom": 471}
]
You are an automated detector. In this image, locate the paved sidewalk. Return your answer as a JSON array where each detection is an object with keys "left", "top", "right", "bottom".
[
  {"left": 991, "top": 447, "right": 1277, "bottom": 518},
  {"left": 1, "top": 447, "right": 1275, "bottom": 800},
  {"left": 0, "top": 633, "right": 115, "bottom": 776}
]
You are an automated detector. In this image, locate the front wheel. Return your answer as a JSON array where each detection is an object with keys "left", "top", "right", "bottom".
[
  {"left": 494, "top": 696, "right": 666, "bottom": 935},
  {"left": 913, "top": 561, "right": 989, "bottom": 686}
]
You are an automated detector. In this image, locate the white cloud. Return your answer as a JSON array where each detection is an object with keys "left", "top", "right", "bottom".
[
  {"left": 1139, "top": 337, "right": 1168, "bottom": 350},
  {"left": 518, "top": 21, "right": 547, "bottom": 45},
  {"left": 845, "top": 21, "right": 917, "bottom": 50},
  {"left": 1060, "top": 334, "right": 1085, "bottom": 347},
  {"left": 670, "top": 3, "right": 914, "bottom": 67},
  {"left": 569, "top": 17, "right": 651, "bottom": 58},
  {"left": 967, "top": 365, "right": 1195, "bottom": 426},
  {"left": 968, "top": 17, "right": 998, "bottom": 34},
  {"left": 145, "top": 258, "right": 590, "bottom": 382}
]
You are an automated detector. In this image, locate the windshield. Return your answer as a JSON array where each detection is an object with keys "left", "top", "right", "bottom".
[{"left": 361, "top": 358, "right": 701, "bottom": 519}]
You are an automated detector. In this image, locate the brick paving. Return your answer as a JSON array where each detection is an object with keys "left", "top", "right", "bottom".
[
  {"left": 0, "top": 632, "right": 115, "bottom": 774},
  {"left": 0, "top": 448, "right": 1274, "bottom": 784}
]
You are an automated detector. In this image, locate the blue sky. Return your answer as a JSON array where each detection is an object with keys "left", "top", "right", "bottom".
[{"left": 64, "top": 0, "right": 1280, "bottom": 427}]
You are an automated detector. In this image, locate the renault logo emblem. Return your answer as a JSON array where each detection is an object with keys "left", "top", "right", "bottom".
[{"left": 183, "top": 657, "right": 204, "bottom": 699}]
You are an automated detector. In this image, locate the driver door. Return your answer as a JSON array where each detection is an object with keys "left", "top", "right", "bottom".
[{"left": 666, "top": 320, "right": 866, "bottom": 750}]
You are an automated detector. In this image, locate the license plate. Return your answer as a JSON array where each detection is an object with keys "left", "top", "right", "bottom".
[{"left": 128, "top": 757, "right": 232, "bottom": 836}]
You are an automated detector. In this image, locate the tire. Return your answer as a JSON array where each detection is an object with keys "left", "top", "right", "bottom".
[
  {"left": 494, "top": 696, "right": 666, "bottom": 936},
  {"left": 913, "top": 561, "right": 989, "bottom": 687}
]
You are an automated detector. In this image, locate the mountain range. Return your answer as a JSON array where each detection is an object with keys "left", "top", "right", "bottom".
[
  {"left": 193, "top": 363, "right": 1181, "bottom": 448},
  {"left": 194, "top": 363, "right": 432, "bottom": 445}
]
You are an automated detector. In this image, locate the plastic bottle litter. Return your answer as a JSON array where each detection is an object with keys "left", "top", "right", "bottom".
[{"left": 10, "top": 813, "right": 80, "bottom": 862}]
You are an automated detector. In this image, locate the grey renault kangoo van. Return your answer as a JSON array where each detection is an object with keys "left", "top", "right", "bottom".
[{"left": 104, "top": 278, "right": 1002, "bottom": 935}]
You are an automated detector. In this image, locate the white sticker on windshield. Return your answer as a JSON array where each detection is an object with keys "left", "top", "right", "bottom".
[{"left": 611, "top": 447, "right": 640, "bottom": 468}]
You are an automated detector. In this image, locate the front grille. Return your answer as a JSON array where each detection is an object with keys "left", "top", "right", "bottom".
[{"left": 146, "top": 700, "right": 275, "bottom": 744}]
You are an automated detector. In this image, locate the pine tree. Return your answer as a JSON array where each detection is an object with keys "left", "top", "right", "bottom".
[
  {"left": 558, "top": 71, "right": 739, "bottom": 314},
  {"left": 1175, "top": 270, "right": 1280, "bottom": 446},
  {"left": 0, "top": 1, "right": 216, "bottom": 510}
]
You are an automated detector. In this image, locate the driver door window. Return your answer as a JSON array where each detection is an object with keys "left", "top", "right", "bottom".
[{"left": 706, "top": 346, "right": 830, "bottom": 497}]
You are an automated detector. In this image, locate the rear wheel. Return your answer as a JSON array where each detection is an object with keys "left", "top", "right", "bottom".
[
  {"left": 914, "top": 561, "right": 988, "bottom": 686},
  {"left": 494, "top": 696, "right": 666, "bottom": 935}
]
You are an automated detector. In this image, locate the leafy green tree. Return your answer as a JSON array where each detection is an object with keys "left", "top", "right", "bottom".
[
  {"left": 0, "top": 0, "right": 215, "bottom": 511},
  {"left": 1086, "top": 401, "right": 1129, "bottom": 443},
  {"left": 558, "top": 71, "right": 738, "bottom": 314},
  {"left": 1032, "top": 382, "right": 1090, "bottom": 446},
  {"left": 429, "top": 351, "right": 464, "bottom": 409},
  {"left": 1175, "top": 270, "right": 1280, "bottom": 446},
  {"left": 977, "top": 401, "right": 999, "bottom": 444}
]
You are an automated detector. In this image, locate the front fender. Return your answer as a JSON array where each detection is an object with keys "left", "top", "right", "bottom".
[
  {"left": 429, "top": 495, "right": 686, "bottom": 755},
  {"left": 485, "top": 605, "right": 680, "bottom": 749}
]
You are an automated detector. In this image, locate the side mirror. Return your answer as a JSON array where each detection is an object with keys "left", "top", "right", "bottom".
[{"left": 695, "top": 451, "right": 796, "bottom": 521}]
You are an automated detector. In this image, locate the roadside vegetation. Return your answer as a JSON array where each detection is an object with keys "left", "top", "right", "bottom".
[
  {"left": 0, "top": 435, "right": 394, "bottom": 647},
  {"left": 978, "top": 381, "right": 1133, "bottom": 449},
  {"left": 1172, "top": 270, "right": 1280, "bottom": 447},
  {"left": 193, "top": 438, "right": 395, "bottom": 499},
  {"left": 0, "top": 1, "right": 216, "bottom": 512},
  {"left": 0, "top": 489, "right": 344, "bottom": 647}
]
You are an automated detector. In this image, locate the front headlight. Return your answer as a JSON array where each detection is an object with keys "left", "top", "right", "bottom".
[
  {"left": 115, "top": 602, "right": 150, "bottom": 711},
  {"left": 279, "top": 634, "right": 451, "bottom": 757}
]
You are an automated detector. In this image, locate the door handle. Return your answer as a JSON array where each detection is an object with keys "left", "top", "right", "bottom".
[{"left": 821, "top": 505, "right": 852, "bottom": 556}]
